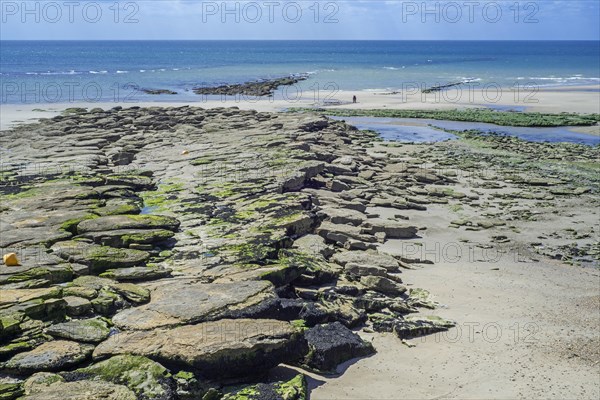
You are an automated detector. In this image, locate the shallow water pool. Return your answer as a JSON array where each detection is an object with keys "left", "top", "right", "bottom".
[{"left": 329, "top": 116, "right": 599, "bottom": 146}]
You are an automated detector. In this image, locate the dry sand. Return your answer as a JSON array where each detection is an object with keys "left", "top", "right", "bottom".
[{"left": 304, "top": 141, "right": 600, "bottom": 400}]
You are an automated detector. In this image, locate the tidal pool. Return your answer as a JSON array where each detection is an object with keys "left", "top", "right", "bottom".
[{"left": 329, "top": 116, "right": 599, "bottom": 146}]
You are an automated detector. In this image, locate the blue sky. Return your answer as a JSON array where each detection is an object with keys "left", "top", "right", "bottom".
[{"left": 1, "top": 0, "right": 599, "bottom": 40}]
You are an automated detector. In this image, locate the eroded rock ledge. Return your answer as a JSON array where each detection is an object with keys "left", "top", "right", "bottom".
[{"left": 0, "top": 106, "right": 452, "bottom": 399}]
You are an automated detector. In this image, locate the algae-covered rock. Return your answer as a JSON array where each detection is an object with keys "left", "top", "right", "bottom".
[
  {"left": 45, "top": 317, "right": 110, "bottom": 343},
  {"left": 393, "top": 315, "right": 456, "bottom": 339},
  {"left": 51, "top": 241, "right": 150, "bottom": 273},
  {"left": 77, "top": 214, "right": 180, "bottom": 234},
  {"left": 76, "top": 228, "right": 174, "bottom": 248},
  {"left": 2, "top": 340, "right": 94, "bottom": 373},
  {"left": 112, "top": 282, "right": 151, "bottom": 304},
  {"left": 302, "top": 322, "right": 375, "bottom": 372},
  {"left": 407, "top": 288, "right": 437, "bottom": 309},
  {"left": 0, "top": 380, "right": 23, "bottom": 400},
  {"left": 20, "top": 373, "right": 135, "bottom": 400},
  {"left": 62, "top": 296, "right": 92, "bottom": 316},
  {"left": 360, "top": 275, "right": 407, "bottom": 296},
  {"left": 93, "top": 319, "right": 307, "bottom": 379},
  {"left": 100, "top": 266, "right": 172, "bottom": 282},
  {"left": 223, "top": 374, "right": 307, "bottom": 400},
  {"left": 63, "top": 355, "right": 175, "bottom": 400}
]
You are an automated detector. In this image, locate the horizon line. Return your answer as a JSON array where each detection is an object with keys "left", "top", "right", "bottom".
[{"left": 2, "top": 39, "right": 599, "bottom": 42}]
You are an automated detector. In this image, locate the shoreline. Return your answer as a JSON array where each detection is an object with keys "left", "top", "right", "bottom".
[{"left": 2, "top": 85, "right": 599, "bottom": 131}]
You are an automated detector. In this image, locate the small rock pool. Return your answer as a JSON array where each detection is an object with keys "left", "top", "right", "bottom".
[{"left": 328, "top": 116, "right": 599, "bottom": 146}]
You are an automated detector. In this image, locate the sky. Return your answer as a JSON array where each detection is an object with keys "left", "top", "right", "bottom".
[{"left": 1, "top": 0, "right": 599, "bottom": 40}]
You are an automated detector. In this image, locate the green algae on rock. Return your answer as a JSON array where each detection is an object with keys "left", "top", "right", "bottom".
[
  {"left": 222, "top": 374, "right": 308, "bottom": 400},
  {"left": 50, "top": 241, "right": 150, "bottom": 273},
  {"left": 62, "top": 355, "right": 175, "bottom": 400}
]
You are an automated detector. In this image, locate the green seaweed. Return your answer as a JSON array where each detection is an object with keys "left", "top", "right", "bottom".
[{"left": 289, "top": 108, "right": 600, "bottom": 127}]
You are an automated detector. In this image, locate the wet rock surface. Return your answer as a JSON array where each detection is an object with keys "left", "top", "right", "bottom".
[{"left": 3, "top": 105, "right": 595, "bottom": 398}]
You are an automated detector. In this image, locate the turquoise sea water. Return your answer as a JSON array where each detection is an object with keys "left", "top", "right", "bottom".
[{"left": 1, "top": 40, "right": 599, "bottom": 104}]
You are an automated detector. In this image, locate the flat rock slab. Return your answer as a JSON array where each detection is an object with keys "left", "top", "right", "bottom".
[
  {"left": 394, "top": 316, "right": 455, "bottom": 339},
  {"left": 361, "top": 220, "right": 418, "bottom": 239},
  {"left": 303, "top": 322, "right": 375, "bottom": 372},
  {"left": 111, "top": 280, "right": 276, "bottom": 330},
  {"left": 316, "top": 222, "right": 376, "bottom": 248},
  {"left": 51, "top": 241, "right": 150, "bottom": 273},
  {"left": 76, "top": 215, "right": 180, "bottom": 234},
  {"left": 99, "top": 266, "right": 172, "bottom": 282},
  {"left": 2, "top": 340, "right": 94, "bottom": 373},
  {"left": 93, "top": 319, "right": 307, "bottom": 379},
  {"left": 319, "top": 207, "right": 366, "bottom": 226},
  {"left": 45, "top": 318, "right": 110, "bottom": 343},
  {"left": 76, "top": 228, "right": 175, "bottom": 247},
  {"left": 21, "top": 375, "right": 135, "bottom": 400},
  {"left": 331, "top": 251, "right": 400, "bottom": 272},
  {"left": 0, "top": 287, "right": 61, "bottom": 307},
  {"left": 360, "top": 275, "right": 406, "bottom": 296},
  {"left": 0, "top": 227, "right": 71, "bottom": 248}
]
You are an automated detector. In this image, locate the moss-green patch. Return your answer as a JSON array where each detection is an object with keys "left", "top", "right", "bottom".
[
  {"left": 174, "top": 371, "right": 194, "bottom": 380},
  {"left": 5, "top": 265, "right": 73, "bottom": 285},
  {"left": 234, "top": 210, "right": 257, "bottom": 220},
  {"left": 222, "top": 386, "right": 260, "bottom": 400},
  {"left": 191, "top": 157, "right": 214, "bottom": 166},
  {"left": 221, "top": 242, "right": 277, "bottom": 264},
  {"left": 449, "top": 204, "right": 464, "bottom": 213},
  {"left": 0, "top": 382, "right": 24, "bottom": 399},
  {"left": 60, "top": 214, "right": 98, "bottom": 233},
  {"left": 290, "top": 320, "right": 308, "bottom": 330},
  {"left": 290, "top": 108, "right": 600, "bottom": 127},
  {"left": 140, "top": 180, "right": 185, "bottom": 212},
  {"left": 92, "top": 203, "right": 140, "bottom": 216},
  {"left": 68, "top": 355, "right": 172, "bottom": 399},
  {"left": 0, "top": 186, "right": 41, "bottom": 201},
  {"left": 120, "top": 230, "right": 174, "bottom": 245},
  {"left": 62, "top": 285, "right": 97, "bottom": 299},
  {"left": 275, "top": 374, "right": 307, "bottom": 400}
]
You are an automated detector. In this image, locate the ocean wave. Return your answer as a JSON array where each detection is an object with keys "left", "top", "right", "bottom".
[
  {"left": 525, "top": 76, "right": 599, "bottom": 82},
  {"left": 305, "top": 69, "right": 336, "bottom": 75},
  {"left": 456, "top": 76, "right": 482, "bottom": 82},
  {"left": 89, "top": 70, "right": 108, "bottom": 74},
  {"left": 363, "top": 88, "right": 394, "bottom": 92},
  {"left": 383, "top": 66, "right": 405, "bottom": 70},
  {"left": 116, "top": 70, "right": 129, "bottom": 74},
  {"left": 39, "top": 70, "right": 81, "bottom": 75}
]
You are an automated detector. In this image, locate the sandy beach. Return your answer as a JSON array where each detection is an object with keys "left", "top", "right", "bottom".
[
  {"left": 308, "top": 141, "right": 600, "bottom": 399},
  {"left": 2, "top": 85, "right": 599, "bottom": 131},
  {"left": 1, "top": 85, "right": 598, "bottom": 399}
]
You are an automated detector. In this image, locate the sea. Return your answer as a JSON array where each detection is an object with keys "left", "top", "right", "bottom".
[{"left": 1, "top": 40, "right": 599, "bottom": 104}]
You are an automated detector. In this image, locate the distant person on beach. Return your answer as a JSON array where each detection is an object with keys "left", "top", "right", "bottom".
[{"left": 353, "top": 95, "right": 357, "bottom": 103}]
